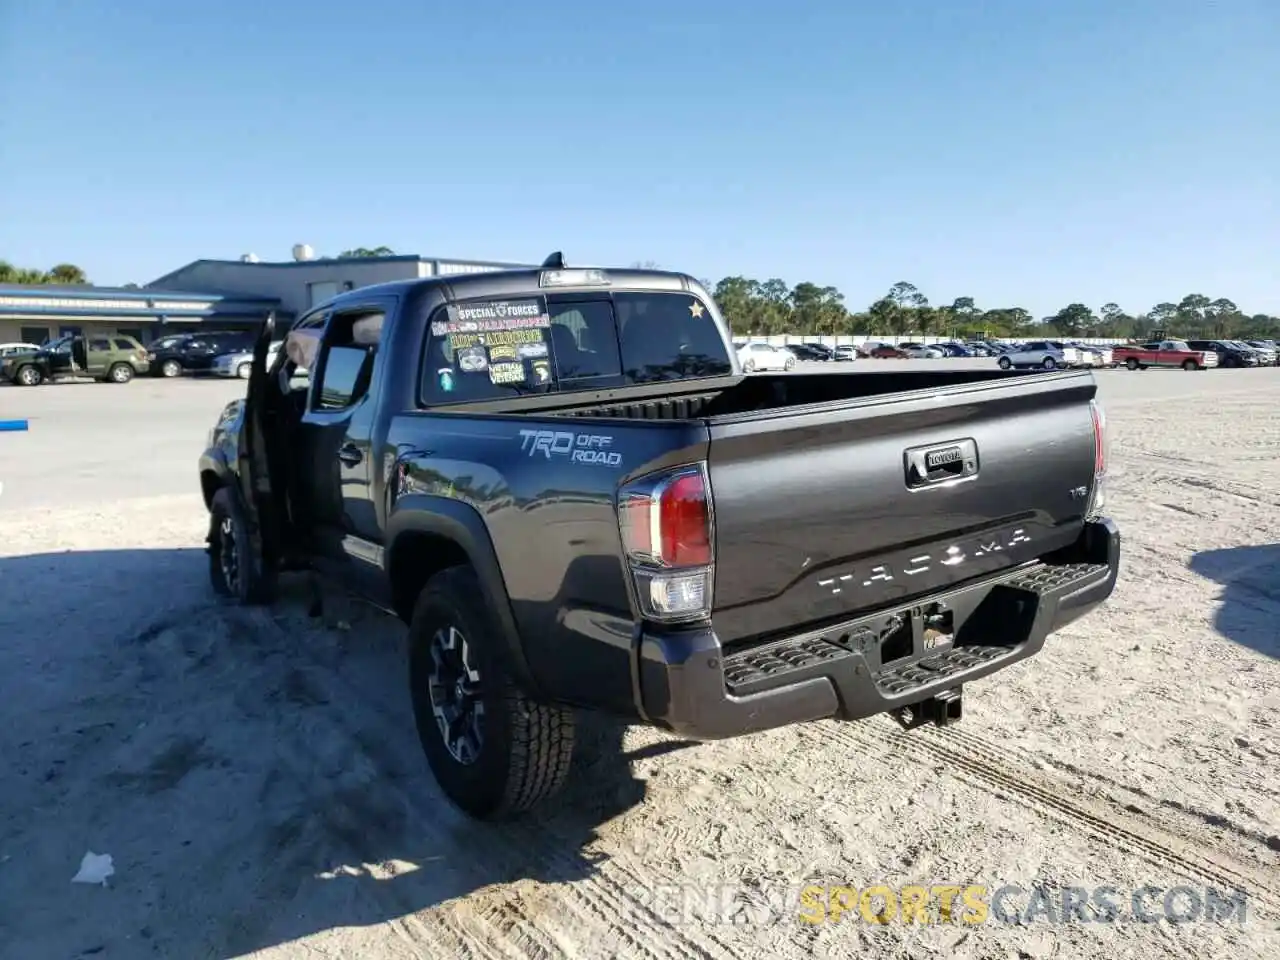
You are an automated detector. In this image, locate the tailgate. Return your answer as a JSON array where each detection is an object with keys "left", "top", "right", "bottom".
[{"left": 704, "top": 372, "right": 1099, "bottom": 644}]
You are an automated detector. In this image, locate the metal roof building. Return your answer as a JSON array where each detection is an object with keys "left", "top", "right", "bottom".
[
  {"left": 0, "top": 249, "right": 536, "bottom": 347},
  {"left": 147, "top": 251, "right": 535, "bottom": 319},
  {"left": 0, "top": 285, "right": 281, "bottom": 347}
]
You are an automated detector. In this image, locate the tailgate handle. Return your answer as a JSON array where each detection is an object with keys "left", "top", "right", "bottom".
[{"left": 905, "top": 439, "right": 979, "bottom": 489}]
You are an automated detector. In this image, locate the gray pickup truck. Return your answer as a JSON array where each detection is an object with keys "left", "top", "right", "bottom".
[{"left": 198, "top": 256, "right": 1120, "bottom": 819}]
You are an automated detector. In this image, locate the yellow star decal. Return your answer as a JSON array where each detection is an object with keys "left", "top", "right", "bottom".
[{"left": 689, "top": 300, "right": 705, "bottom": 318}]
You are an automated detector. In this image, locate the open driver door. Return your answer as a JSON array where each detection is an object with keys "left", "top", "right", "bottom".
[{"left": 235, "top": 311, "right": 286, "bottom": 570}]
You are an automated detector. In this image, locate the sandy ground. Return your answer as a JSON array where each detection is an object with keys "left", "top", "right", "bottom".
[{"left": 1, "top": 366, "right": 1278, "bottom": 959}]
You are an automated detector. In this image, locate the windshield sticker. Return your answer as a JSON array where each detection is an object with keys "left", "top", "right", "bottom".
[
  {"left": 517, "top": 340, "right": 548, "bottom": 359},
  {"left": 456, "top": 345, "right": 488, "bottom": 373},
  {"left": 689, "top": 300, "right": 706, "bottom": 319},
  {"left": 531, "top": 359, "right": 552, "bottom": 385},
  {"left": 437, "top": 368, "right": 455, "bottom": 392},
  {"left": 432, "top": 299, "right": 550, "bottom": 336},
  {"left": 488, "top": 342, "right": 519, "bottom": 361},
  {"left": 489, "top": 361, "right": 526, "bottom": 385}
]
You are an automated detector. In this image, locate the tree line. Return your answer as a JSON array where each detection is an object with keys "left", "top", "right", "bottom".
[
  {"left": 0, "top": 260, "right": 90, "bottom": 286},
  {"left": 711, "top": 277, "right": 1280, "bottom": 341},
  {"left": 6, "top": 254, "right": 1277, "bottom": 342}
]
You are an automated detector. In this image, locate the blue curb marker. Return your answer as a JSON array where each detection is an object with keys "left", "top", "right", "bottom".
[{"left": 0, "top": 420, "right": 29, "bottom": 432}]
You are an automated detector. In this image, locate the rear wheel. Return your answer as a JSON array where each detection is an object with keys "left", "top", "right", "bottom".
[
  {"left": 161, "top": 359, "right": 182, "bottom": 378},
  {"left": 207, "top": 487, "right": 277, "bottom": 605},
  {"left": 1126, "top": 358, "right": 1140, "bottom": 370},
  {"left": 15, "top": 364, "right": 43, "bottom": 386},
  {"left": 1041, "top": 356, "right": 1057, "bottom": 370},
  {"left": 408, "top": 565, "right": 575, "bottom": 820},
  {"left": 998, "top": 356, "right": 1012, "bottom": 370},
  {"left": 108, "top": 362, "right": 134, "bottom": 384},
  {"left": 237, "top": 361, "right": 252, "bottom": 379}
]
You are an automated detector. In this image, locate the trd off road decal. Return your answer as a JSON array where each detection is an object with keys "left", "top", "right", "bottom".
[
  {"left": 518, "top": 429, "right": 621, "bottom": 466},
  {"left": 431, "top": 299, "right": 550, "bottom": 336}
]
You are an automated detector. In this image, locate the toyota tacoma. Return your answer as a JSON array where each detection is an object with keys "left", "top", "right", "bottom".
[{"left": 197, "top": 255, "right": 1120, "bottom": 819}]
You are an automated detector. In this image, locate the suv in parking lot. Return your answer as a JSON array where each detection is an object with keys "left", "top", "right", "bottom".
[
  {"left": 1, "top": 334, "right": 150, "bottom": 385},
  {"left": 148, "top": 329, "right": 256, "bottom": 377}
]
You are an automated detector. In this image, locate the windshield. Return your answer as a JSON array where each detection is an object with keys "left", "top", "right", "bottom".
[{"left": 420, "top": 291, "right": 733, "bottom": 404}]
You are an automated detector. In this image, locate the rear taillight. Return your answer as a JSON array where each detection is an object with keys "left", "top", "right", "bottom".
[
  {"left": 1087, "top": 399, "right": 1108, "bottom": 519},
  {"left": 617, "top": 463, "right": 714, "bottom": 622}
]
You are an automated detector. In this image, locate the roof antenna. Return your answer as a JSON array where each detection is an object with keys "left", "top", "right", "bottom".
[{"left": 541, "top": 251, "right": 565, "bottom": 268}]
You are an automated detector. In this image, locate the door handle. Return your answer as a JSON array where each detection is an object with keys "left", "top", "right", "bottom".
[{"left": 338, "top": 444, "right": 363, "bottom": 466}]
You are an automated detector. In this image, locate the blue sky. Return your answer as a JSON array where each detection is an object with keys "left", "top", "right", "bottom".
[{"left": 1, "top": 0, "right": 1276, "bottom": 318}]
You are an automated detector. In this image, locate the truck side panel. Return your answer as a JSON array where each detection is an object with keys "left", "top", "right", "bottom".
[{"left": 384, "top": 410, "right": 710, "bottom": 716}]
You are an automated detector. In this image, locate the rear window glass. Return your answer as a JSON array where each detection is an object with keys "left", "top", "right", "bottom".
[{"left": 420, "top": 291, "right": 731, "bottom": 404}]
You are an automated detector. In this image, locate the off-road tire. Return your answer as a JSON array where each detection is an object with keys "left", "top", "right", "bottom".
[
  {"left": 408, "top": 565, "right": 575, "bottom": 820},
  {"left": 161, "top": 359, "right": 183, "bottom": 378},
  {"left": 14, "top": 364, "right": 43, "bottom": 386},
  {"left": 998, "top": 356, "right": 1012, "bottom": 370},
  {"left": 207, "top": 487, "right": 277, "bottom": 605},
  {"left": 108, "top": 362, "right": 134, "bottom": 384}
]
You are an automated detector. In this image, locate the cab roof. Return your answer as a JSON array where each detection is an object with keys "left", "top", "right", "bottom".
[{"left": 318, "top": 266, "right": 704, "bottom": 314}]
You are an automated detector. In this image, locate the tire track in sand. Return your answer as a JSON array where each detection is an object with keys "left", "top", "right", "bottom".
[{"left": 800, "top": 718, "right": 1280, "bottom": 916}]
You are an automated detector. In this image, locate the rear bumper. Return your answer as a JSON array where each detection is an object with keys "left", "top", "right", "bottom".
[{"left": 636, "top": 517, "right": 1120, "bottom": 741}]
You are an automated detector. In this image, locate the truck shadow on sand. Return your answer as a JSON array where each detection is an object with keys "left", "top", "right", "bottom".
[
  {"left": 0, "top": 547, "right": 700, "bottom": 959},
  {"left": 1188, "top": 543, "right": 1280, "bottom": 659}
]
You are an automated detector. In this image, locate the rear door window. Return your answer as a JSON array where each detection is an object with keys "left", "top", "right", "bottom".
[{"left": 420, "top": 291, "right": 730, "bottom": 404}]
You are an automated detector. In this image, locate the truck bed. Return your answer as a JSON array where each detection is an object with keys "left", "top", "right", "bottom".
[{"left": 426, "top": 368, "right": 1100, "bottom": 647}]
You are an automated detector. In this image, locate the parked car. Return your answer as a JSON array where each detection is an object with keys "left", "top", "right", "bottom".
[
  {"left": 737, "top": 341, "right": 796, "bottom": 372},
  {"left": 996, "top": 340, "right": 1081, "bottom": 370},
  {"left": 211, "top": 340, "right": 283, "bottom": 379},
  {"left": 964, "top": 342, "right": 999, "bottom": 357},
  {"left": 896, "top": 342, "right": 945, "bottom": 359},
  {"left": 1243, "top": 340, "right": 1278, "bottom": 365},
  {"left": 786, "top": 342, "right": 834, "bottom": 362},
  {"left": 0, "top": 334, "right": 150, "bottom": 385},
  {"left": 1111, "top": 340, "right": 1218, "bottom": 371},
  {"left": 832, "top": 345, "right": 859, "bottom": 361},
  {"left": 860, "top": 342, "right": 908, "bottom": 359},
  {"left": 0, "top": 342, "right": 41, "bottom": 359},
  {"left": 197, "top": 260, "right": 1118, "bottom": 820},
  {"left": 934, "top": 342, "right": 975, "bottom": 357},
  {"left": 1064, "top": 342, "right": 1113, "bottom": 368},
  {"left": 1184, "top": 340, "right": 1259, "bottom": 368},
  {"left": 148, "top": 329, "right": 257, "bottom": 377}
]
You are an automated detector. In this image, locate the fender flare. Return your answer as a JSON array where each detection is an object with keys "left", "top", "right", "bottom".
[
  {"left": 198, "top": 448, "right": 234, "bottom": 509},
  {"left": 384, "top": 494, "right": 540, "bottom": 697}
]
